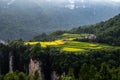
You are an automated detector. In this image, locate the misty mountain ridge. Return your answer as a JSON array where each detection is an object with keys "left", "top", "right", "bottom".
[{"left": 0, "top": 0, "right": 120, "bottom": 40}]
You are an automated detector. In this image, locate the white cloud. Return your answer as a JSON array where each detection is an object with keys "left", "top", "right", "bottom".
[
  {"left": 68, "top": 0, "right": 75, "bottom": 4},
  {"left": 7, "top": 0, "right": 15, "bottom": 5},
  {"left": 65, "top": 4, "right": 75, "bottom": 9},
  {"left": 87, "top": 0, "right": 120, "bottom": 6},
  {"left": 87, "top": 0, "right": 120, "bottom": 3},
  {"left": 46, "top": 0, "right": 51, "bottom": 2},
  {"left": 111, "top": 0, "right": 120, "bottom": 2},
  {"left": 90, "top": 0, "right": 120, "bottom": 3},
  {"left": 67, "top": 0, "right": 75, "bottom": 9}
]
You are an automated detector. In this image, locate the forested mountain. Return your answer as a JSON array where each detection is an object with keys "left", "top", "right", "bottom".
[
  {"left": 1, "top": 1, "right": 120, "bottom": 80},
  {"left": 70, "top": 14, "right": 120, "bottom": 45},
  {"left": 0, "top": 0, "right": 120, "bottom": 40}
]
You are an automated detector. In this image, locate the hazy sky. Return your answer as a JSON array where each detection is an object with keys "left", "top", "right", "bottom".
[
  {"left": 44, "top": 0, "right": 120, "bottom": 3},
  {"left": 43, "top": 0, "right": 120, "bottom": 9},
  {"left": 4, "top": 0, "right": 120, "bottom": 4},
  {"left": 3, "top": 0, "right": 120, "bottom": 7}
]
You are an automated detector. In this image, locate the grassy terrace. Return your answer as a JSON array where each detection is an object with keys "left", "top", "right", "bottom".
[
  {"left": 59, "top": 41, "right": 113, "bottom": 52},
  {"left": 25, "top": 33, "right": 119, "bottom": 52}
]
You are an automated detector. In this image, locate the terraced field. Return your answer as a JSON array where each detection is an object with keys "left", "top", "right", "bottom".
[
  {"left": 59, "top": 41, "right": 113, "bottom": 52},
  {"left": 25, "top": 33, "right": 118, "bottom": 52},
  {"left": 25, "top": 40, "right": 64, "bottom": 48}
]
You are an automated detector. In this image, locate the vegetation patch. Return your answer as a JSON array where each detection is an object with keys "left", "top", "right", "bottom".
[
  {"left": 62, "top": 47, "right": 84, "bottom": 52},
  {"left": 59, "top": 41, "right": 114, "bottom": 52},
  {"left": 89, "top": 44, "right": 97, "bottom": 47},
  {"left": 25, "top": 33, "right": 118, "bottom": 52},
  {"left": 25, "top": 40, "right": 64, "bottom": 47}
]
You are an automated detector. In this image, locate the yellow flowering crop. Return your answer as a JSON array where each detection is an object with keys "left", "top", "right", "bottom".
[
  {"left": 89, "top": 44, "right": 97, "bottom": 47},
  {"left": 25, "top": 40, "right": 64, "bottom": 48},
  {"left": 25, "top": 42, "right": 40, "bottom": 45},
  {"left": 63, "top": 47, "right": 84, "bottom": 52}
]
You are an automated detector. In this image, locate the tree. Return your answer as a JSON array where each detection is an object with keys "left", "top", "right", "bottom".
[
  {"left": 0, "top": 75, "right": 4, "bottom": 80},
  {"left": 29, "top": 43, "right": 42, "bottom": 60},
  {"left": 94, "top": 73, "right": 102, "bottom": 80},
  {"left": 26, "top": 75, "right": 34, "bottom": 80},
  {"left": 99, "top": 63, "right": 111, "bottom": 80},
  {"left": 89, "top": 65, "right": 97, "bottom": 80},
  {"left": 8, "top": 39, "right": 30, "bottom": 73},
  {"left": 18, "top": 72, "right": 26, "bottom": 80},
  {"left": 67, "top": 68, "right": 75, "bottom": 80},
  {"left": 79, "top": 63, "right": 90, "bottom": 80},
  {"left": 4, "top": 72, "right": 19, "bottom": 80},
  {"left": 42, "top": 47, "right": 52, "bottom": 80},
  {"left": 33, "top": 70, "right": 41, "bottom": 80},
  {"left": 0, "top": 43, "right": 9, "bottom": 75}
]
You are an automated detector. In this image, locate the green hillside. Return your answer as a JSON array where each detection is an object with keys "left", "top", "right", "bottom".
[
  {"left": 59, "top": 33, "right": 119, "bottom": 52},
  {"left": 70, "top": 14, "right": 120, "bottom": 45}
]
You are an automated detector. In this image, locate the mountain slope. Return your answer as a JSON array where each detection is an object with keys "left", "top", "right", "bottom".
[
  {"left": 0, "top": 0, "right": 120, "bottom": 40},
  {"left": 70, "top": 14, "right": 120, "bottom": 45}
]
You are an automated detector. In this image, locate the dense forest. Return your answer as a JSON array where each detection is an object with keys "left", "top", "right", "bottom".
[{"left": 0, "top": 40, "right": 120, "bottom": 80}]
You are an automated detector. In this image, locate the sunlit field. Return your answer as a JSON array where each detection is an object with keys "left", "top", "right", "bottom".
[
  {"left": 62, "top": 47, "right": 85, "bottom": 52},
  {"left": 25, "top": 40, "right": 114, "bottom": 52},
  {"left": 59, "top": 41, "right": 113, "bottom": 52},
  {"left": 25, "top": 33, "right": 117, "bottom": 52},
  {"left": 25, "top": 40, "right": 64, "bottom": 47}
]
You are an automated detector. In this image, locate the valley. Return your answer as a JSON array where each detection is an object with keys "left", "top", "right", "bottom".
[
  {"left": 0, "top": 0, "right": 120, "bottom": 40},
  {"left": 0, "top": 0, "right": 120, "bottom": 80}
]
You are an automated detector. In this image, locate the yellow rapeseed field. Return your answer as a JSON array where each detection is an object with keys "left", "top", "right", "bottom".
[
  {"left": 25, "top": 42, "right": 40, "bottom": 45},
  {"left": 25, "top": 40, "right": 64, "bottom": 47},
  {"left": 67, "top": 38, "right": 76, "bottom": 41},
  {"left": 89, "top": 44, "right": 97, "bottom": 47},
  {"left": 63, "top": 47, "right": 84, "bottom": 52}
]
